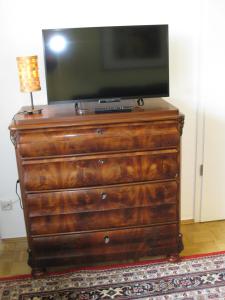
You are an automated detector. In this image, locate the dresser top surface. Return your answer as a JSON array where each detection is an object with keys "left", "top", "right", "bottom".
[{"left": 9, "top": 98, "right": 181, "bottom": 130}]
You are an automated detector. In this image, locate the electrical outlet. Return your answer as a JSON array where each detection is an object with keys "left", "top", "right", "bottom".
[{"left": 1, "top": 200, "right": 13, "bottom": 211}]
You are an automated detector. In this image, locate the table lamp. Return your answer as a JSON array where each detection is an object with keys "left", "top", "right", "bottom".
[{"left": 16, "top": 55, "right": 42, "bottom": 114}]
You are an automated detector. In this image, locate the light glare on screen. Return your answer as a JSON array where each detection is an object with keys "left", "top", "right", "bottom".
[{"left": 48, "top": 35, "right": 67, "bottom": 52}]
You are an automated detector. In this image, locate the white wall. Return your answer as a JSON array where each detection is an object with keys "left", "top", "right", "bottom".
[{"left": 0, "top": 0, "right": 201, "bottom": 238}]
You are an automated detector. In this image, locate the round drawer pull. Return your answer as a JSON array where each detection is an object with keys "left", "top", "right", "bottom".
[
  {"left": 101, "top": 192, "right": 108, "bottom": 200},
  {"left": 104, "top": 236, "right": 110, "bottom": 244},
  {"left": 98, "top": 159, "right": 105, "bottom": 165},
  {"left": 96, "top": 128, "right": 103, "bottom": 135}
]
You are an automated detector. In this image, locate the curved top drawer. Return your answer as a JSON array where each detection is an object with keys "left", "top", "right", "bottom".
[
  {"left": 22, "top": 150, "right": 178, "bottom": 191},
  {"left": 17, "top": 121, "right": 179, "bottom": 158}
]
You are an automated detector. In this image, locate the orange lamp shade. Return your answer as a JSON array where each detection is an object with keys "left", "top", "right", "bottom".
[{"left": 16, "top": 56, "right": 41, "bottom": 93}]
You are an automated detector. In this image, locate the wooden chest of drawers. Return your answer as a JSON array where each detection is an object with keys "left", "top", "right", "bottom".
[{"left": 9, "top": 98, "right": 184, "bottom": 276}]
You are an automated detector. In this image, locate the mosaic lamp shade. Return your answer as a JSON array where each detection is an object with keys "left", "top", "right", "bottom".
[{"left": 16, "top": 55, "right": 42, "bottom": 114}]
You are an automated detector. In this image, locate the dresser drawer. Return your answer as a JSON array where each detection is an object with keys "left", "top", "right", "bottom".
[
  {"left": 26, "top": 181, "right": 178, "bottom": 217},
  {"left": 18, "top": 121, "right": 179, "bottom": 158},
  {"left": 29, "top": 203, "right": 177, "bottom": 235},
  {"left": 23, "top": 150, "right": 178, "bottom": 191},
  {"left": 31, "top": 224, "right": 179, "bottom": 259}
]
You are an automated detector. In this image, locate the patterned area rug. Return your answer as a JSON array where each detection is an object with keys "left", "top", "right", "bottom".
[{"left": 1, "top": 252, "right": 225, "bottom": 299}]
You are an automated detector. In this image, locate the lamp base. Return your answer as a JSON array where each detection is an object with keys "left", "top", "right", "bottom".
[{"left": 22, "top": 107, "right": 43, "bottom": 115}]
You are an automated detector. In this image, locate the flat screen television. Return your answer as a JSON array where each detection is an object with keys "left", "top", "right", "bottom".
[{"left": 42, "top": 24, "right": 169, "bottom": 105}]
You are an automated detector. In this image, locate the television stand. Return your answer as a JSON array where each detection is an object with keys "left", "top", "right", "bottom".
[{"left": 137, "top": 97, "right": 145, "bottom": 106}]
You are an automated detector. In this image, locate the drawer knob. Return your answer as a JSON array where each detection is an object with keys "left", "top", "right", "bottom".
[
  {"left": 96, "top": 128, "right": 103, "bottom": 135},
  {"left": 101, "top": 192, "right": 108, "bottom": 200},
  {"left": 98, "top": 159, "right": 105, "bottom": 165},
  {"left": 104, "top": 236, "right": 110, "bottom": 244}
]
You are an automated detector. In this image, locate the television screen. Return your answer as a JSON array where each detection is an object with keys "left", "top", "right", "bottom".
[{"left": 42, "top": 25, "right": 169, "bottom": 104}]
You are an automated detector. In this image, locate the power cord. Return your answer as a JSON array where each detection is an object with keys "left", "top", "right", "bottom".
[
  {"left": 16, "top": 179, "right": 23, "bottom": 209},
  {"left": 12, "top": 111, "right": 24, "bottom": 122}
]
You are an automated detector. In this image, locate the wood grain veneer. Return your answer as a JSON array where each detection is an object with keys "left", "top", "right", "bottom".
[{"left": 9, "top": 98, "right": 184, "bottom": 276}]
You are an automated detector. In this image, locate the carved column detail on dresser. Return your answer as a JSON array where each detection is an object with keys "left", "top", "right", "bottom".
[
  {"left": 178, "top": 115, "right": 185, "bottom": 136},
  {"left": 9, "top": 98, "right": 184, "bottom": 276},
  {"left": 10, "top": 130, "right": 18, "bottom": 147}
]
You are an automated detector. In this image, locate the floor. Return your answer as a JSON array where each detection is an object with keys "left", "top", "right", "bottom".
[{"left": 1, "top": 220, "right": 225, "bottom": 277}]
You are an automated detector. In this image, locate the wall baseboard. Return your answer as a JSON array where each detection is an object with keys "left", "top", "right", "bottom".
[
  {"left": 181, "top": 219, "right": 195, "bottom": 224},
  {"left": 2, "top": 236, "right": 26, "bottom": 241}
]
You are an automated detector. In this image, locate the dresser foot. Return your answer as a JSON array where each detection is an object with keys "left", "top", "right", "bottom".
[
  {"left": 167, "top": 253, "right": 181, "bottom": 262},
  {"left": 178, "top": 233, "right": 184, "bottom": 252},
  {"left": 31, "top": 267, "right": 47, "bottom": 278}
]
